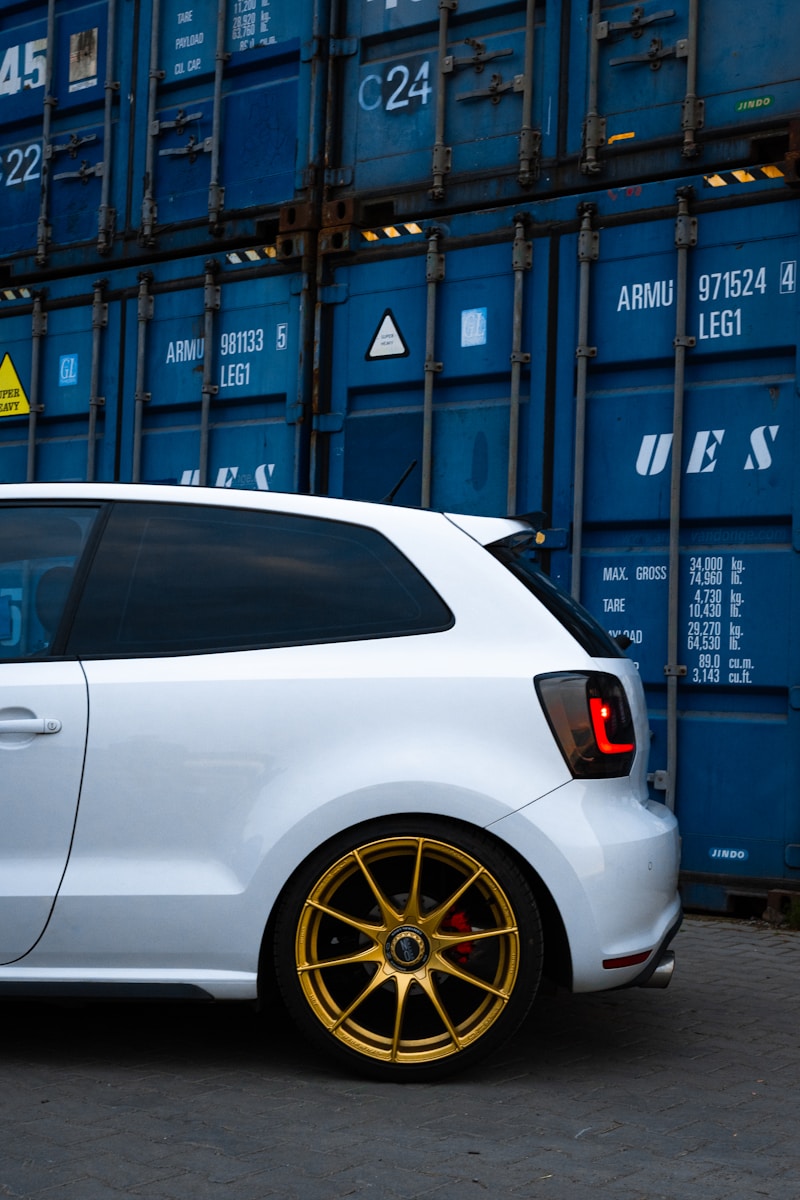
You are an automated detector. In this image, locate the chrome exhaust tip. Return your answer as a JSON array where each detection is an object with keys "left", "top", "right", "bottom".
[{"left": 638, "top": 949, "right": 675, "bottom": 989}]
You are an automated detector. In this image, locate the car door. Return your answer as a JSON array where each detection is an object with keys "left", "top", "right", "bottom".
[
  {"left": 54, "top": 499, "right": 454, "bottom": 969},
  {"left": 0, "top": 504, "right": 97, "bottom": 963}
]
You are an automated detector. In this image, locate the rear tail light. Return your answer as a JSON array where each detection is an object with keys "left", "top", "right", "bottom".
[{"left": 535, "top": 671, "right": 636, "bottom": 779}]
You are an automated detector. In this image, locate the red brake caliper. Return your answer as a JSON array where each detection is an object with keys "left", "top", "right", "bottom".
[{"left": 443, "top": 909, "right": 474, "bottom": 965}]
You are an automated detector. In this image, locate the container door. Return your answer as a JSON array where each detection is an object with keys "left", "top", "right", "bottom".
[
  {"left": 326, "top": 0, "right": 559, "bottom": 216},
  {"left": 0, "top": 7, "right": 48, "bottom": 264},
  {"left": 0, "top": 285, "right": 118, "bottom": 485},
  {"left": 121, "top": 259, "right": 309, "bottom": 493},
  {"left": 567, "top": 0, "right": 800, "bottom": 182},
  {"left": 548, "top": 174, "right": 800, "bottom": 903},
  {"left": 0, "top": 504, "right": 96, "bottom": 963},
  {"left": 315, "top": 215, "right": 550, "bottom": 517},
  {"left": 138, "top": 0, "right": 318, "bottom": 246},
  {"left": 0, "top": 0, "right": 131, "bottom": 271}
]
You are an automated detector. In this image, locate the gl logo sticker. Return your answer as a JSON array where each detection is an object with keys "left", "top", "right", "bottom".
[{"left": 59, "top": 354, "right": 78, "bottom": 386}]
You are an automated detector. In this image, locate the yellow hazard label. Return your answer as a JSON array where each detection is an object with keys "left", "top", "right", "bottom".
[
  {"left": 704, "top": 163, "right": 786, "bottom": 188},
  {"left": 0, "top": 353, "right": 30, "bottom": 417}
]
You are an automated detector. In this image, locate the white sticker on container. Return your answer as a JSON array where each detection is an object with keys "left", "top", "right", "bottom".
[
  {"left": 461, "top": 308, "right": 487, "bottom": 348},
  {"left": 366, "top": 309, "right": 409, "bottom": 360}
]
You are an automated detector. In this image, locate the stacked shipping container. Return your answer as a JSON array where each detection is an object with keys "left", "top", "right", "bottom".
[{"left": 1, "top": 0, "right": 799, "bottom": 912}]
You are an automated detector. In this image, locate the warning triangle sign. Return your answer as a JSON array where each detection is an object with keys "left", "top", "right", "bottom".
[
  {"left": 366, "top": 309, "right": 409, "bottom": 361},
  {"left": 0, "top": 353, "right": 30, "bottom": 417}
]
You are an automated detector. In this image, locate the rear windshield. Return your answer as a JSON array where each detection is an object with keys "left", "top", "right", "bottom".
[{"left": 487, "top": 533, "right": 624, "bottom": 659}]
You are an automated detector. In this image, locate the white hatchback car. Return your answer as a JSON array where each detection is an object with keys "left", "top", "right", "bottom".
[{"left": 0, "top": 483, "right": 680, "bottom": 1080}]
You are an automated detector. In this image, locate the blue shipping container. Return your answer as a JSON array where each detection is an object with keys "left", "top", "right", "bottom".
[
  {"left": 0, "top": 251, "right": 311, "bottom": 491},
  {"left": 308, "top": 167, "right": 800, "bottom": 911},
  {"left": 1, "top": 143, "right": 799, "bottom": 910},
  {"left": 0, "top": 0, "right": 326, "bottom": 274},
  {"left": 323, "top": 0, "right": 799, "bottom": 220},
  {"left": 2, "top": 0, "right": 796, "bottom": 276}
]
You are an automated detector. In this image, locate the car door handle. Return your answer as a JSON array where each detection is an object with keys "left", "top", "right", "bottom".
[{"left": 0, "top": 718, "right": 62, "bottom": 734}]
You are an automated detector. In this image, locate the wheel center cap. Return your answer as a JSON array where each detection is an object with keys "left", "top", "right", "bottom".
[{"left": 385, "top": 925, "right": 429, "bottom": 971}]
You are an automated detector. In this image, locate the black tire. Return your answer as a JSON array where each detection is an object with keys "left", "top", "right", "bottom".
[{"left": 274, "top": 816, "right": 543, "bottom": 1081}]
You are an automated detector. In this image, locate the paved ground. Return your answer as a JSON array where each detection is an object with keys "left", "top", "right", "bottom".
[{"left": 1, "top": 916, "right": 798, "bottom": 1200}]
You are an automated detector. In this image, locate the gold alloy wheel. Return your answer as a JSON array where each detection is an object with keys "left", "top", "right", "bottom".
[{"left": 293, "top": 834, "right": 523, "bottom": 1066}]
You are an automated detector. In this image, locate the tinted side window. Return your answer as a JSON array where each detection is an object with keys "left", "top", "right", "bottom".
[
  {"left": 488, "top": 534, "right": 624, "bottom": 659},
  {"left": 0, "top": 505, "right": 99, "bottom": 661},
  {"left": 69, "top": 502, "right": 453, "bottom": 656}
]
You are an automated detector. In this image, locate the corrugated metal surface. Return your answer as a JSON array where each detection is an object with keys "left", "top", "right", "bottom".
[
  {"left": 3, "top": 0, "right": 795, "bottom": 275},
  {"left": 1, "top": 0, "right": 124, "bottom": 267},
  {"left": 546, "top": 176, "right": 800, "bottom": 909},
  {"left": 323, "top": 0, "right": 558, "bottom": 213},
  {"left": 309, "top": 170, "right": 800, "bottom": 907},
  {"left": 323, "top": 0, "right": 799, "bottom": 220},
  {"left": 0, "top": 0, "right": 326, "bottom": 274},
  {"left": 312, "top": 216, "right": 550, "bottom": 516},
  {"left": 1, "top": 0, "right": 799, "bottom": 912},
  {"left": 565, "top": 0, "right": 800, "bottom": 180},
  {"left": 0, "top": 252, "right": 311, "bottom": 490}
]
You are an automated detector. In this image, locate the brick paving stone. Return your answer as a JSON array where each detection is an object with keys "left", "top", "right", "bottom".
[{"left": 1, "top": 917, "right": 799, "bottom": 1200}]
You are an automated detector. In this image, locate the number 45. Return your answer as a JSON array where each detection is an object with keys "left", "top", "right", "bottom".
[{"left": 0, "top": 39, "right": 48, "bottom": 97}]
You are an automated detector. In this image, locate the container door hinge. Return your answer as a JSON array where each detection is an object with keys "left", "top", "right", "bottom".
[
  {"left": 429, "top": 144, "right": 452, "bottom": 199},
  {"left": 159, "top": 136, "right": 212, "bottom": 161},
  {"left": 320, "top": 284, "right": 349, "bottom": 306},
  {"left": 681, "top": 93, "right": 705, "bottom": 157},
  {"left": 97, "top": 206, "right": 116, "bottom": 255},
  {"left": 581, "top": 114, "right": 607, "bottom": 173},
  {"left": 664, "top": 664, "right": 687, "bottom": 677},
  {"left": 289, "top": 274, "right": 309, "bottom": 297},
  {"left": 457, "top": 73, "right": 524, "bottom": 104},
  {"left": 92, "top": 301, "right": 109, "bottom": 332},
  {"left": 208, "top": 183, "right": 225, "bottom": 231},
  {"left": 609, "top": 36, "right": 682, "bottom": 68},
  {"left": 31, "top": 309, "right": 47, "bottom": 339},
  {"left": 49, "top": 130, "right": 102, "bottom": 183},
  {"left": 329, "top": 38, "right": 358, "bottom": 58},
  {"left": 36, "top": 218, "right": 51, "bottom": 265},
  {"left": 301, "top": 36, "right": 325, "bottom": 63},
  {"left": 154, "top": 110, "right": 203, "bottom": 136},
  {"left": 675, "top": 210, "right": 698, "bottom": 248},
  {"left": 444, "top": 40, "right": 513, "bottom": 74},
  {"left": 426, "top": 243, "right": 445, "bottom": 284},
  {"left": 579, "top": 226, "right": 600, "bottom": 263},
  {"left": 53, "top": 160, "right": 104, "bottom": 183},
  {"left": 48, "top": 133, "right": 98, "bottom": 160},
  {"left": 324, "top": 166, "right": 354, "bottom": 187},
  {"left": 512, "top": 234, "right": 533, "bottom": 272},
  {"left": 648, "top": 769, "right": 669, "bottom": 792},
  {"left": 138, "top": 293, "right": 154, "bottom": 324},
  {"left": 518, "top": 127, "right": 541, "bottom": 186},
  {"left": 314, "top": 412, "right": 345, "bottom": 432},
  {"left": 596, "top": 8, "right": 676, "bottom": 39}
]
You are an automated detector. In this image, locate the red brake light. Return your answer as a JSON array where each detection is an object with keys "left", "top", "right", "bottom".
[
  {"left": 536, "top": 672, "right": 636, "bottom": 779},
  {"left": 589, "top": 697, "right": 634, "bottom": 755}
]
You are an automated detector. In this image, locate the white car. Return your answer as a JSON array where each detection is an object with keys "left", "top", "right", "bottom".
[{"left": 0, "top": 483, "right": 680, "bottom": 1080}]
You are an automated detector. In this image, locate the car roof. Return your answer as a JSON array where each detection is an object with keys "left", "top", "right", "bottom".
[{"left": 0, "top": 482, "right": 531, "bottom": 548}]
